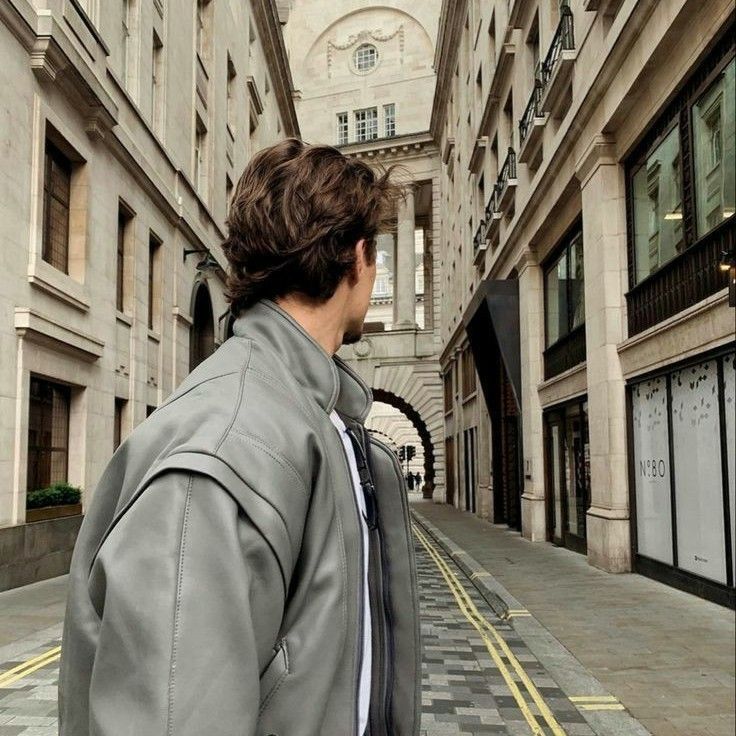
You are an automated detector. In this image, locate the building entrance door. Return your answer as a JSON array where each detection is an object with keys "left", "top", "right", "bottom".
[{"left": 544, "top": 399, "right": 590, "bottom": 553}]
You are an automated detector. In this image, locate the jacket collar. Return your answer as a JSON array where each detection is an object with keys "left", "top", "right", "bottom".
[{"left": 232, "top": 298, "right": 373, "bottom": 423}]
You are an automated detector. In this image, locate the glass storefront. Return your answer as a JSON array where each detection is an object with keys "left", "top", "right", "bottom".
[
  {"left": 544, "top": 398, "right": 590, "bottom": 553},
  {"left": 629, "top": 348, "right": 735, "bottom": 601}
]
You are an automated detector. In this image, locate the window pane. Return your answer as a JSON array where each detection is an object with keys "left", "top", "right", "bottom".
[
  {"left": 545, "top": 251, "right": 567, "bottom": 346},
  {"left": 631, "top": 126, "right": 684, "bottom": 283},
  {"left": 693, "top": 58, "right": 735, "bottom": 237},
  {"left": 568, "top": 230, "right": 585, "bottom": 330}
]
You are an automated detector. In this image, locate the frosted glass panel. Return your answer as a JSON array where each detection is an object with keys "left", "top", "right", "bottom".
[
  {"left": 671, "top": 360, "right": 727, "bottom": 583},
  {"left": 632, "top": 377, "right": 673, "bottom": 564}
]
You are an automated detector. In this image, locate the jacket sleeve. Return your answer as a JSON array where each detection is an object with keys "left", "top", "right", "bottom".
[{"left": 86, "top": 468, "right": 287, "bottom": 735}]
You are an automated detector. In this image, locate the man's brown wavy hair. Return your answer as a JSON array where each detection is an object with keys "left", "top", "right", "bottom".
[{"left": 222, "top": 137, "right": 407, "bottom": 315}]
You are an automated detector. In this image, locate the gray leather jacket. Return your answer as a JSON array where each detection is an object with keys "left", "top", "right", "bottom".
[{"left": 58, "top": 297, "right": 421, "bottom": 736}]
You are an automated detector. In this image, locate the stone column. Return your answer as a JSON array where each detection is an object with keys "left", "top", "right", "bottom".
[
  {"left": 517, "top": 251, "right": 547, "bottom": 541},
  {"left": 575, "top": 134, "right": 631, "bottom": 573},
  {"left": 393, "top": 183, "right": 417, "bottom": 329}
]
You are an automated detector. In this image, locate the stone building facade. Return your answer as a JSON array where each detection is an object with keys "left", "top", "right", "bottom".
[
  {"left": 283, "top": 0, "right": 446, "bottom": 500},
  {"left": 0, "top": 0, "right": 298, "bottom": 589},
  {"left": 434, "top": 0, "right": 735, "bottom": 605}
]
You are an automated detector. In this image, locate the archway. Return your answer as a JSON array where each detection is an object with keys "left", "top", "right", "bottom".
[
  {"left": 372, "top": 387, "right": 435, "bottom": 497},
  {"left": 189, "top": 280, "right": 215, "bottom": 371}
]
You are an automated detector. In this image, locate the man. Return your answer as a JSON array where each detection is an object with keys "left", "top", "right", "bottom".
[{"left": 58, "top": 138, "right": 421, "bottom": 735}]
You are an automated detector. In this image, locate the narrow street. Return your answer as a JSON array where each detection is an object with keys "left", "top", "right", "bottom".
[{"left": 0, "top": 508, "right": 657, "bottom": 736}]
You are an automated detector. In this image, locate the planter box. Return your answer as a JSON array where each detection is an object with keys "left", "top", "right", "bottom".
[{"left": 26, "top": 503, "right": 83, "bottom": 523}]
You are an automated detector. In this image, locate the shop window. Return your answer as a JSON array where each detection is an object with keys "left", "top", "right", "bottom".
[
  {"left": 543, "top": 222, "right": 585, "bottom": 379},
  {"left": 625, "top": 32, "right": 734, "bottom": 335},
  {"left": 27, "top": 376, "right": 70, "bottom": 492},
  {"left": 629, "top": 348, "right": 735, "bottom": 603}
]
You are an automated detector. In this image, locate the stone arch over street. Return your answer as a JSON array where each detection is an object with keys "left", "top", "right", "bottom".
[{"left": 341, "top": 357, "right": 444, "bottom": 500}]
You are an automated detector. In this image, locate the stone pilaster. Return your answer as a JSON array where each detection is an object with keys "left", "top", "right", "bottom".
[
  {"left": 517, "top": 251, "right": 547, "bottom": 541},
  {"left": 576, "top": 134, "right": 631, "bottom": 573}
]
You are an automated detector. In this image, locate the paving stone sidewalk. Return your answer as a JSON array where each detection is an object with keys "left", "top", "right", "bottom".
[{"left": 411, "top": 498, "right": 736, "bottom": 736}]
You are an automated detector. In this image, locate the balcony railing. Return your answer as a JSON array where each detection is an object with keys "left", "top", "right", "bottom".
[
  {"left": 519, "top": 75, "right": 544, "bottom": 147},
  {"left": 626, "top": 218, "right": 734, "bottom": 335},
  {"left": 497, "top": 147, "right": 518, "bottom": 210},
  {"left": 539, "top": 4, "right": 574, "bottom": 94},
  {"left": 543, "top": 324, "right": 586, "bottom": 380},
  {"left": 473, "top": 221, "right": 486, "bottom": 255}
]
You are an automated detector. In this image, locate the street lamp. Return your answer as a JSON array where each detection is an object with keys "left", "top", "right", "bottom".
[{"left": 183, "top": 247, "right": 221, "bottom": 273}]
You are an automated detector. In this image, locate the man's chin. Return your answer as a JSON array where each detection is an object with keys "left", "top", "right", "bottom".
[{"left": 342, "top": 324, "right": 364, "bottom": 345}]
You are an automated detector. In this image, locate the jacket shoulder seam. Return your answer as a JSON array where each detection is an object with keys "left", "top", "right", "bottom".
[
  {"left": 167, "top": 470, "right": 194, "bottom": 736},
  {"left": 214, "top": 340, "right": 253, "bottom": 453},
  {"left": 228, "top": 428, "right": 308, "bottom": 497}
]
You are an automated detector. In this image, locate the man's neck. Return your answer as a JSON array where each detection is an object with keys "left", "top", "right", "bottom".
[{"left": 274, "top": 294, "right": 345, "bottom": 355}]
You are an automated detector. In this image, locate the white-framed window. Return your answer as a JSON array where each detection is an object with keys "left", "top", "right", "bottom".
[
  {"left": 337, "top": 112, "right": 348, "bottom": 145},
  {"left": 355, "top": 107, "right": 378, "bottom": 142},
  {"left": 384, "top": 103, "right": 395, "bottom": 137},
  {"left": 354, "top": 43, "right": 378, "bottom": 72},
  {"left": 373, "top": 274, "right": 389, "bottom": 296}
]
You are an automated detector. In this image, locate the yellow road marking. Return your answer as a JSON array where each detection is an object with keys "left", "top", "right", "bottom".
[
  {"left": 412, "top": 522, "right": 567, "bottom": 736},
  {"left": 579, "top": 704, "right": 626, "bottom": 711},
  {"left": 0, "top": 647, "right": 61, "bottom": 688},
  {"left": 569, "top": 695, "right": 619, "bottom": 703}
]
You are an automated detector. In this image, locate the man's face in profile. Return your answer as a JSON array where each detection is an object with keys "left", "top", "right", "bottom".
[{"left": 342, "top": 238, "right": 377, "bottom": 345}]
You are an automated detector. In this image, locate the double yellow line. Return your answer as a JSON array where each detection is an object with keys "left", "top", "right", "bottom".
[
  {"left": 0, "top": 646, "right": 61, "bottom": 689},
  {"left": 412, "top": 521, "right": 566, "bottom": 736}
]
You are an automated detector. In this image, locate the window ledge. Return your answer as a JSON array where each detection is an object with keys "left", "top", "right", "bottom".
[
  {"left": 27, "top": 259, "right": 90, "bottom": 313},
  {"left": 14, "top": 307, "right": 104, "bottom": 361},
  {"left": 116, "top": 310, "right": 133, "bottom": 326}
]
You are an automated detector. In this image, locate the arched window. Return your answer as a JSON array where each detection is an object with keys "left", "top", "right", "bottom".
[{"left": 189, "top": 282, "right": 215, "bottom": 371}]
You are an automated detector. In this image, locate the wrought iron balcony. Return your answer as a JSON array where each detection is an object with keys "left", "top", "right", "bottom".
[
  {"left": 626, "top": 217, "right": 734, "bottom": 335},
  {"left": 518, "top": 69, "right": 547, "bottom": 162},
  {"left": 473, "top": 220, "right": 488, "bottom": 264},
  {"left": 538, "top": 3, "right": 576, "bottom": 117},
  {"left": 497, "top": 147, "right": 518, "bottom": 211},
  {"left": 483, "top": 186, "right": 503, "bottom": 244}
]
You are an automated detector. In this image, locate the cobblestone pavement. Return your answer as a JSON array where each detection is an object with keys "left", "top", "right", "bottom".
[
  {"left": 412, "top": 520, "right": 624, "bottom": 736},
  {"left": 0, "top": 523, "right": 648, "bottom": 736}
]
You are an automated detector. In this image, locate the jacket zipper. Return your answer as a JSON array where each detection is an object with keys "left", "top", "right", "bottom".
[
  {"left": 331, "top": 421, "right": 366, "bottom": 736},
  {"left": 347, "top": 425, "right": 394, "bottom": 736},
  {"left": 362, "top": 428, "right": 396, "bottom": 736}
]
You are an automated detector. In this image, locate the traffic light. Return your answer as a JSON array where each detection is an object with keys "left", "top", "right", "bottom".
[
  {"left": 398, "top": 446, "right": 405, "bottom": 462},
  {"left": 406, "top": 445, "right": 416, "bottom": 461}
]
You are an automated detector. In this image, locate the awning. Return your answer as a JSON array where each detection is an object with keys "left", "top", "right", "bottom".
[{"left": 461, "top": 278, "right": 521, "bottom": 410}]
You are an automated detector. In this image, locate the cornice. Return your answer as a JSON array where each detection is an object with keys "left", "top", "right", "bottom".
[
  {"left": 340, "top": 131, "right": 439, "bottom": 163},
  {"left": 430, "top": 0, "right": 468, "bottom": 142},
  {"left": 253, "top": 0, "right": 300, "bottom": 138}
]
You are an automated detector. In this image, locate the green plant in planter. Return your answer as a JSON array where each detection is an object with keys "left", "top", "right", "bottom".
[{"left": 26, "top": 482, "right": 82, "bottom": 509}]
